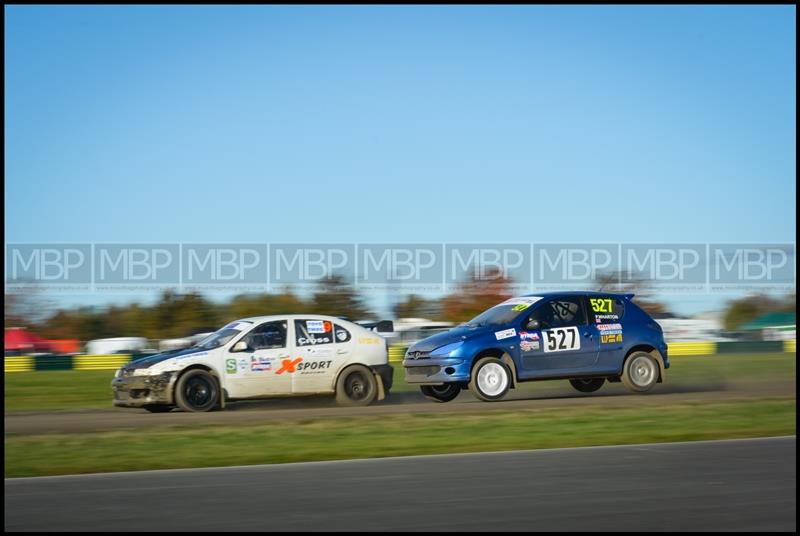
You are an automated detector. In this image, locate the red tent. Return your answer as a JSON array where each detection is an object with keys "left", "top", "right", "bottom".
[{"left": 4, "top": 327, "right": 54, "bottom": 353}]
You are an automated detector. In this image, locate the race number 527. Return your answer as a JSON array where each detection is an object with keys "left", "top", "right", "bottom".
[{"left": 543, "top": 327, "right": 580, "bottom": 353}]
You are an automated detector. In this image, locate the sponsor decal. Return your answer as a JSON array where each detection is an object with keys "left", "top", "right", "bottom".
[
  {"left": 601, "top": 333, "right": 623, "bottom": 344},
  {"left": 519, "top": 331, "right": 540, "bottom": 341},
  {"left": 276, "top": 357, "right": 303, "bottom": 375},
  {"left": 495, "top": 328, "right": 517, "bottom": 340},
  {"left": 306, "top": 320, "right": 332, "bottom": 334},
  {"left": 590, "top": 298, "right": 614, "bottom": 313},
  {"left": 238, "top": 358, "right": 248, "bottom": 371},
  {"left": 596, "top": 323, "right": 622, "bottom": 331},
  {"left": 225, "top": 358, "right": 237, "bottom": 374},
  {"left": 296, "top": 360, "right": 333, "bottom": 373},
  {"left": 175, "top": 351, "right": 208, "bottom": 360},
  {"left": 495, "top": 296, "right": 542, "bottom": 309},
  {"left": 595, "top": 314, "right": 620, "bottom": 322},
  {"left": 359, "top": 337, "right": 380, "bottom": 344},
  {"left": 298, "top": 336, "right": 331, "bottom": 345},
  {"left": 250, "top": 356, "right": 274, "bottom": 372},
  {"left": 305, "top": 348, "right": 332, "bottom": 357},
  {"left": 520, "top": 340, "right": 540, "bottom": 352}
]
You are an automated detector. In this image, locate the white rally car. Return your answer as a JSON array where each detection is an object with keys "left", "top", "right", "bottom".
[{"left": 112, "top": 315, "right": 394, "bottom": 412}]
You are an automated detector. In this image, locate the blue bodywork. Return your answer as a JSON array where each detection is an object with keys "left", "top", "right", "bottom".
[{"left": 403, "top": 292, "right": 669, "bottom": 387}]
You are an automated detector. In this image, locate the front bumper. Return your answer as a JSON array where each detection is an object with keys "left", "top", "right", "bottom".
[
  {"left": 402, "top": 357, "right": 470, "bottom": 385},
  {"left": 111, "top": 371, "right": 178, "bottom": 408}
]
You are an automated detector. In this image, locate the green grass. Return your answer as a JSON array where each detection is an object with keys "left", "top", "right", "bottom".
[
  {"left": 5, "top": 397, "right": 795, "bottom": 477},
  {"left": 3, "top": 353, "right": 796, "bottom": 412},
  {"left": 4, "top": 370, "right": 116, "bottom": 412}
]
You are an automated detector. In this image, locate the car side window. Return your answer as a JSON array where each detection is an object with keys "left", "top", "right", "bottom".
[
  {"left": 587, "top": 296, "right": 625, "bottom": 323},
  {"left": 295, "top": 319, "right": 334, "bottom": 346},
  {"left": 333, "top": 324, "right": 351, "bottom": 343},
  {"left": 244, "top": 320, "right": 287, "bottom": 350},
  {"left": 527, "top": 298, "right": 587, "bottom": 329}
]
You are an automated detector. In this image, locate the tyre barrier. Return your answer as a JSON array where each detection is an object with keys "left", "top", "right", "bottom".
[{"left": 3, "top": 353, "right": 156, "bottom": 373}]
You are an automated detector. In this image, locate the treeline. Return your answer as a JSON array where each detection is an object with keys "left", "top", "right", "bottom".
[{"left": 7, "top": 270, "right": 791, "bottom": 342}]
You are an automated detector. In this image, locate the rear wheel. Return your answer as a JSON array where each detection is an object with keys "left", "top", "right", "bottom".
[
  {"left": 175, "top": 369, "right": 219, "bottom": 412},
  {"left": 569, "top": 378, "right": 605, "bottom": 393},
  {"left": 420, "top": 384, "right": 461, "bottom": 403},
  {"left": 335, "top": 365, "right": 378, "bottom": 407},
  {"left": 621, "top": 352, "right": 660, "bottom": 393}
]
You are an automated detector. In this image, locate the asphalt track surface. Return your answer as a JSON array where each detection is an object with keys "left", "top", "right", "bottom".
[{"left": 5, "top": 436, "right": 796, "bottom": 531}]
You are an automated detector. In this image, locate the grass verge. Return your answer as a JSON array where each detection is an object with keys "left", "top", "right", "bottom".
[{"left": 5, "top": 397, "right": 795, "bottom": 478}]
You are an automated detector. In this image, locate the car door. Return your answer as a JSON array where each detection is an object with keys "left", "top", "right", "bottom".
[
  {"left": 517, "top": 296, "right": 599, "bottom": 377},
  {"left": 223, "top": 319, "right": 293, "bottom": 398},
  {"left": 291, "top": 319, "right": 339, "bottom": 393},
  {"left": 587, "top": 295, "right": 627, "bottom": 373}
]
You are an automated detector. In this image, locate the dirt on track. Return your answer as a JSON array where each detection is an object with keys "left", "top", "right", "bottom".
[{"left": 5, "top": 379, "right": 795, "bottom": 436}]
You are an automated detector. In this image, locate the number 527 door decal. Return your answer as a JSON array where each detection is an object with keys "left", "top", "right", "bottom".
[{"left": 543, "top": 327, "right": 581, "bottom": 353}]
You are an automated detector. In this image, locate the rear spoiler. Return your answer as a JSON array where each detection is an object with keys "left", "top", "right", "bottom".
[
  {"left": 622, "top": 293, "right": 635, "bottom": 300},
  {"left": 356, "top": 320, "right": 395, "bottom": 333}
]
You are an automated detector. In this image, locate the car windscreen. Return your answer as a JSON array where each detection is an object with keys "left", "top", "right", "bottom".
[
  {"left": 194, "top": 321, "right": 253, "bottom": 350},
  {"left": 464, "top": 297, "right": 543, "bottom": 327}
]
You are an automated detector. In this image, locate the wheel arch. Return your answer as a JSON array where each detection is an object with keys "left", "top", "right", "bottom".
[
  {"left": 174, "top": 364, "right": 225, "bottom": 408},
  {"left": 623, "top": 345, "right": 665, "bottom": 382},
  {"left": 471, "top": 348, "right": 518, "bottom": 387}
]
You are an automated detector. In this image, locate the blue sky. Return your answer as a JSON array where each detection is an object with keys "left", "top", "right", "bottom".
[{"left": 4, "top": 5, "right": 796, "bottom": 316}]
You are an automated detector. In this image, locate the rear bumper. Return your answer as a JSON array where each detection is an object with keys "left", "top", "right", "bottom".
[
  {"left": 370, "top": 364, "right": 394, "bottom": 391},
  {"left": 111, "top": 371, "right": 178, "bottom": 408}
]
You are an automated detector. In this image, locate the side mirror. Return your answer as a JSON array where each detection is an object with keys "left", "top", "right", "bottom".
[
  {"left": 232, "top": 341, "right": 249, "bottom": 352},
  {"left": 525, "top": 319, "right": 540, "bottom": 330}
]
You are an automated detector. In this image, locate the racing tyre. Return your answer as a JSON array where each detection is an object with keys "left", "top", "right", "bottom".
[
  {"left": 621, "top": 352, "right": 660, "bottom": 393},
  {"left": 175, "top": 369, "right": 219, "bottom": 412},
  {"left": 335, "top": 365, "right": 378, "bottom": 407},
  {"left": 143, "top": 405, "right": 173, "bottom": 413},
  {"left": 569, "top": 378, "right": 605, "bottom": 393},
  {"left": 469, "top": 357, "right": 511, "bottom": 402},
  {"left": 420, "top": 384, "right": 461, "bottom": 403}
]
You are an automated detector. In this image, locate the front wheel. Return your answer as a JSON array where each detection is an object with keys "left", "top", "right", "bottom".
[
  {"left": 469, "top": 357, "right": 512, "bottom": 402},
  {"left": 621, "top": 352, "right": 660, "bottom": 393},
  {"left": 569, "top": 378, "right": 605, "bottom": 393},
  {"left": 335, "top": 365, "right": 378, "bottom": 407},
  {"left": 420, "top": 384, "right": 461, "bottom": 403},
  {"left": 175, "top": 369, "right": 220, "bottom": 412}
]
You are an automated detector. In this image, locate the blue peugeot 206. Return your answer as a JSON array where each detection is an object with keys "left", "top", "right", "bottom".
[{"left": 403, "top": 292, "right": 669, "bottom": 402}]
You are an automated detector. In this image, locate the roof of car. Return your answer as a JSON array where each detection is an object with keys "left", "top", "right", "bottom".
[
  {"left": 521, "top": 291, "right": 635, "bottom": 299},
  {"left": 235, "top": 314, "right": 353, "bottom": 324}
]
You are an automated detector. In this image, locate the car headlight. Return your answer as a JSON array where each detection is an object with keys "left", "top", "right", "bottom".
[
  {"left": 430, "top": 341, "right": 463, "bottom": 357},
  {"left": 132, "top": 368, "right": 152, "bottom": 376}
]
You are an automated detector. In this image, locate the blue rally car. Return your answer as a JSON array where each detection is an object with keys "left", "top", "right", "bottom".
[{"left": 403, "top": 292, "right": 669, "bottom": 402}]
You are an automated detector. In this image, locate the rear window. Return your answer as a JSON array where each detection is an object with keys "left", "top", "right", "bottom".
[
  {"left": 587, "top": 296, "right": 625, "bottom": 323},
  {"left": 294, "top": 319, "right": 334, "bottom": 346}
]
